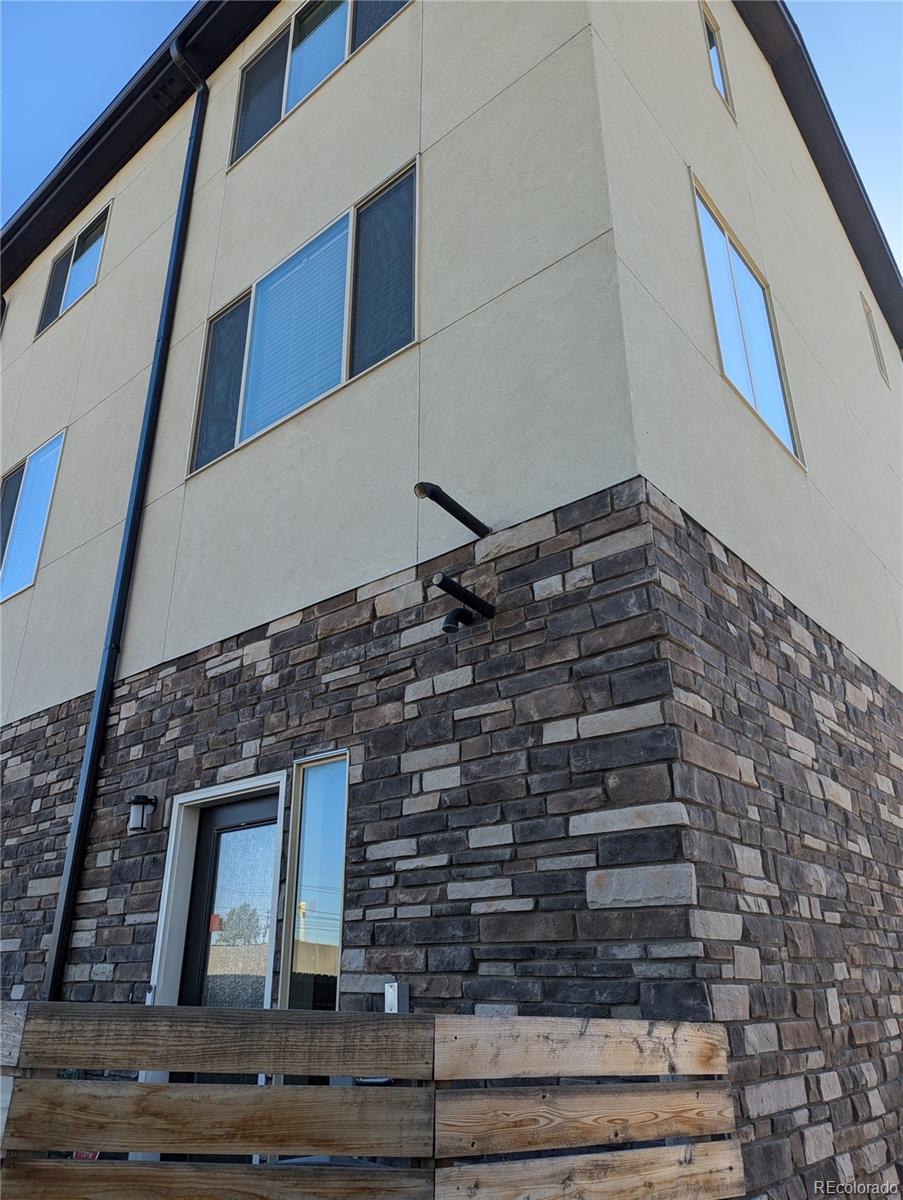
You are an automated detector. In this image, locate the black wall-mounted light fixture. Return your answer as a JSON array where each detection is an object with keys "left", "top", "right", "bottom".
[
  {"left": 128, "top": 794, "right": 159, "bottom": 835},
  {"left": 414, "top": 482, "right": 492, "bottom": 538}
]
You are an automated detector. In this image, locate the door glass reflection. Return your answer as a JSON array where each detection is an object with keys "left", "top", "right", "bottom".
[
  {"left": 288, "top": 759, "right": 347, "bottom": 1010},
  {"left": 201, "top": 821, "right": 277, "bottom": 1008}
]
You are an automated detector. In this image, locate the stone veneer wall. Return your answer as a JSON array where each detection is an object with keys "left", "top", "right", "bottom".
[
  {"left": 2, "top": 476, "right": 901, "bottom": 1199},
  {"left": 648, "top": 494, "right": 903, "bottom": 1198}
]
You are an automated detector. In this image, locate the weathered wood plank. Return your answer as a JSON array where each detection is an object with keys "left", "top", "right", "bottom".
[
  {"left": 436, "top": 1138, "right": 746, "bottom": 1199},
  {"left": 1, "top": 1161, "right": 433, "bottom": 1200},
  {"left": 435, "top": 1080, "right": 736, "bottom": 1157},
  {"left": 4, "top": 1078, "right": 434, "bottom": 1156},
  {"left": 18, "top": 1004, "right": 435, "bottom": 1078},
  {"left": 434, "top": 1016, "right": 728, "bottom": 1080},
  {"left": 0, "top": 1003, "right": 27, "bottom": 1070}
]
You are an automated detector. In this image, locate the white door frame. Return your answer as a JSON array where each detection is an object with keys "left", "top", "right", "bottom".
[{"left": 147, "top": 771, "right": 289, "bottom": 1008}]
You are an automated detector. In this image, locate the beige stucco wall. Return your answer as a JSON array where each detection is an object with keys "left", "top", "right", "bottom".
[
  {"left": 588, "top": 0, "right": 902, "bottom": 686},
  {"left": 1, "top": 1, "right": 637, "bottom": 722},
  {"left": 2, "top": 0, "right": 900, "bottom": 722}
]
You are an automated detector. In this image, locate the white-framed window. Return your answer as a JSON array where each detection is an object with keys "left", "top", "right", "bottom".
[
  {"left": 861, "top": 293, "right": 890, "bottom": 386},
  {"left": 694, "top": 188, "right": 800, "bottom": 457},
  {"left": 231, "top": 0, "right": 409, "bottom": 164},
  {"left": 700, "top": 2, "right": 733, "bottom": 113},
  {"left": 36, "top": 207, "right": 110, "bottom": 335},
  {"left": 191, "top": 163, "right": 416, "bottom": 471},
  {"left": 1, "top": 431, "right": 65, "bottom": 601},
  {"left": 280, "top": 753, "right": 349, "bottom": 1010}
]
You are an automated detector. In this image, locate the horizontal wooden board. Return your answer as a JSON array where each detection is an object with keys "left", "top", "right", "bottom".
[
  {"left": 4, "top": 1078, "right": 433, "bottom": 1157},
  {"left": 434, "top": 1016, "right": 728, "bottom": 1080},
  {"left": 435, "top": 1080, "right": 736, "bottom": 1157},
  {"left": 0, "top": 1161, "right": 433, "bottom": 1200},
  {"left": 436, "top": 1138, "right": 746, "bottom": 1200},
  {"left": 17, "top": 1004, "right": 435, "bottom": 1078}
]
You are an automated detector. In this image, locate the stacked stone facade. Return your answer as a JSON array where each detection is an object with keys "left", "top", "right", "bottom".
[
  {"left": 2, "top": 476, "right": 901, "bottom": 1198},
  {"left": 650, "top": 496, "right": 903, "bottom": 1198}
]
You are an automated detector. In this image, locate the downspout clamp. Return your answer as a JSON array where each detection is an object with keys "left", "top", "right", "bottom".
[{"left": 42, "top": 42, "right": 208, "bottom": 1000}]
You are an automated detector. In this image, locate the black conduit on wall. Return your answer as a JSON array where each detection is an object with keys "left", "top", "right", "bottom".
[{"left": 42, "top": 43, "right": 208, "bottom": 1001}]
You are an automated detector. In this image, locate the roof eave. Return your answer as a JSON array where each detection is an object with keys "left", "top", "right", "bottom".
[
  {"left": 2, "top": 0, "right": 901, "bottom": 349},
  {"left": 0, "top": 0, "right": 278, "bottom": 290},
  {"left": 734, "top": 0, "right": 903, "bottom": 349}
]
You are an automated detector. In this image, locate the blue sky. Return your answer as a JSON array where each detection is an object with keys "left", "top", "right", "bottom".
[{"left": 1, "top": 0, "right": 901, "bottom": 264}]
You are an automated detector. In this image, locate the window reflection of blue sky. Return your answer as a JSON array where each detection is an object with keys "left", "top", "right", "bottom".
[{"left": 294, "top": 760, "right": 347, "bottom": 948}]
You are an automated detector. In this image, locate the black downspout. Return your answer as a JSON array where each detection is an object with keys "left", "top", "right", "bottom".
[{"left": 42, "top": 42, "right": 208, "bottom": 1001}]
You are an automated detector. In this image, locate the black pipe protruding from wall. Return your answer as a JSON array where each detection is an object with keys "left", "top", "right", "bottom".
[
  {"left": 441, "top": 607, "right": 475, "bottom": 634},
  {"left": 432, "top": 573, "right": 496, "bottom": 620},
  {"left": 42, "top": 44, "right": 209, "bottom": 1002},
  {"left": 414, "top": 482, "right": 492, "bottom": 538}
]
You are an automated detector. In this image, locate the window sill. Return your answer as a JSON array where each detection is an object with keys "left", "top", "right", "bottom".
[
  {"left": 227, "top": 0, "right": 415, "bottom": 173},
  {"left": 720, "top": 373, "right": 807, "bottom": 471},
  {"left": 0, "top": 580, "right": 36, "bottom": 605},
  {"left": 185, "top": 338, "right": 418, "bottom": 481},
  {"left": 713, "top": 87, "right": 737, "bottom": 123},
  {"left": 33, "top": 280, "right": 98, "bottom": 344}
]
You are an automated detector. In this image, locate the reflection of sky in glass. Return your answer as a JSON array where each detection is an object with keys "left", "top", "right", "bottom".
[
  {"left": 294, "top": 760, "right": 347, "bottom": 948},
  {"left": 0, "top": 431, "right": 64, "bottom": 600},
  {"left": 697, "top": 197, "right": 753, "bottom": 401},
  {"left": 697, "top": 196, "right": 795, "bottom": 453},
  {"left": 729, "top": 248, "right": 795, "bottom": 451},
  {"left": 706, "top": 25, "right": 727, "bottom": 100},
  {"left": 62, "top": 216, "right": 105, "bottom": 311},
  {"left": 286, "top": 0, "right": 347, "bottom": 110}
]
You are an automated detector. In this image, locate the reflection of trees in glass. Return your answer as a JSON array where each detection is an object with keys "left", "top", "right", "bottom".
[{"left": 217, "top": 902, "right": 263, "bottom": 945}]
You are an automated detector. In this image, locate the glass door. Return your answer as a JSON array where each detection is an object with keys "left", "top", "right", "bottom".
[{"left": 179, "top": 794, "right": 279, "bottom": 1009}]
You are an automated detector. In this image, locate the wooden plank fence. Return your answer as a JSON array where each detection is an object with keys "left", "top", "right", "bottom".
[{"left": 0, "top": 1002, "right": 745, "bottom": 1200}]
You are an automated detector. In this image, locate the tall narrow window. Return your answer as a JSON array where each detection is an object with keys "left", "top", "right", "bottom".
[
  {"left": 232, "top": 28, "right": 290, "bottom": 163},
  {"left": 285, "top": 756, "right": 348, "bottom": 1011},
  {"left": 695, "top": 192, "right": 798, "bottom": 455},
  {"left": 192, "top": 165, "right": 416, "bottom": 468},
  {"left": 350, "top": 168, "right": 415, "bottom": 375},
  {"left": 861, "top": 294, "right": 890, "bottom": 385},
  {"left": 231, "top": 1, "right": 409, "bottom": 163},
  {"left": 193, "top": 296, "right": 251, "bottom": 470},
  {"left": 1, "top": 431, "right": 64, "bottom": 600},
  {"left": 36, "top": 209, "right": 109, "bottom": 335},
  {"left": 0, "top": 465, "right": 24, "bottom": 564},
  {"left": 701, "top": 4, "right": 732, "bottom": 110}
]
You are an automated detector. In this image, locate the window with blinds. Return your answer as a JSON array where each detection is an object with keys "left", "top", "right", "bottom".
[
  {"left": 695, "top": 192, "right": 798, "bottom": 456},
  {"left": 37, "top": 208, "right": 109, "bottom": 335},
  {"left": 232, "top": 0, "right": 410, "bottom": 163},
  {"left": 1, "top": 431, "right": 65, "bottom": 601},
  {"left": 191, "top": 166, "right": 416, "bottom": 471},
  {"left": 351, "top": 169, "right": 415, "bottom": 376},
  {"left": 242, "top": 216, "right": 349, "bottom": 441}
]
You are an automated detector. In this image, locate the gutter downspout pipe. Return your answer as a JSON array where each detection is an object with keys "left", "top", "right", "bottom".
[{"left": 42, "top": 42, "right": 208, "bottom": 1001}]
